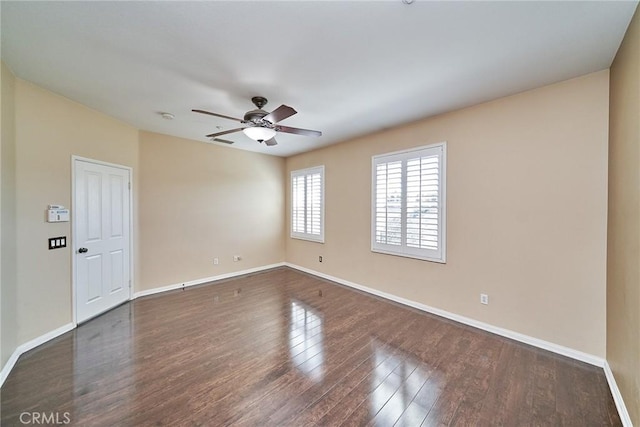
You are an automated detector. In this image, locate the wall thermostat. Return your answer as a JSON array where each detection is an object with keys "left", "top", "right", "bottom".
[{"left": 47, "top": 205, "right": 70, "bottom": 222}]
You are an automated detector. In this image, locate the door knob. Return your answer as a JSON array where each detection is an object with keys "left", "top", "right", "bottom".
[{"left": 78, "top": 247, "right": 88, "bottom": 253}]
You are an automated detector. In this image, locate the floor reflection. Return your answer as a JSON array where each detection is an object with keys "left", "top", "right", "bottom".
[
  {"left": 289, "top": 300, "right": 324, "bottom": 381},
  {"left": 73, "top": 303, "right": 135, "bottom": 424},
  {"left": 370, "top": 338, "right": 441, "bottom": 426}
]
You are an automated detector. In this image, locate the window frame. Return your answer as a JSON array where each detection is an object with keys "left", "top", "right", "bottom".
[
  {"left": 371, "top": 142, "right": 447, "bottom": 263},
  {"left": 291, "top": 165, "right": 325, "bottom": 243}
]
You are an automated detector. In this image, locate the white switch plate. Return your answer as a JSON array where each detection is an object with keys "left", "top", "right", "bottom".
[
  {"left": 480, "top": 294, "right": 489, "bottom": 305},
  {"left": 213, "top": 258, "right": 219, "bottom": 265}
]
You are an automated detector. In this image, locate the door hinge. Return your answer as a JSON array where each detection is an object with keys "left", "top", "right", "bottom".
[
  {"left": 128, "top": 182, "right": 131, "bottom": 190},
  {"left": 129, "top": 279, "right": 132, "bottom": 287}
]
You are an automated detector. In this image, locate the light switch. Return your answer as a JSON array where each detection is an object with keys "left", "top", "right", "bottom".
[{"left": 48, "top": 236, "right": 67, "bottom": 250}]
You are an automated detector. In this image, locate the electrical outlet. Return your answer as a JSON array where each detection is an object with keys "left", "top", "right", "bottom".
[
  {"left": 319, "top": 256, "right": 323, "bottom": 263},
  {"left": 213, "top": 257, "right": 219, "bottom": 265},
  {"left": 233, "top": 255, "right": 241, "bottom": 262},
  {"left": 480, "top": 294, "right": 489, "bottom": 305}
]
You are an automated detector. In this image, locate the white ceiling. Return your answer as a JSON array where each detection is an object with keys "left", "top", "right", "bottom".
[{"left": 1, "top": 1, "right": 637, "bottom": 157}]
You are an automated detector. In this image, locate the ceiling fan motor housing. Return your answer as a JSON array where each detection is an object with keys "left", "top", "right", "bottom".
[{"left": 244, "top": 109, "right": 269, "bottom": 123}]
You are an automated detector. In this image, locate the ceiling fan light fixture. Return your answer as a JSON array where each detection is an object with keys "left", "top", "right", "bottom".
[{"left": 243, "top": 126, "right": 276, "bottom": 142}]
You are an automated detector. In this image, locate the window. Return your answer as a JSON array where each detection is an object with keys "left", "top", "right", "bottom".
[
  {"left": 291, "top": 166, "right": 324, "bottom": 243},
  {"left": 372, "top": 143, "right": 446, "bottom": 263}
]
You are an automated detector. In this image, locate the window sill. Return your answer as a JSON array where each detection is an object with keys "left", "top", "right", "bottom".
[
  {"left": 371, "top": 247, "right": 445, "bottom": 264},
  {"left": 291, "top": 234, "right": 325, "bottom": 244}
]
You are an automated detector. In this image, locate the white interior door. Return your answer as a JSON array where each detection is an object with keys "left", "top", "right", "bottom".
[{"left": 74, "top": 158, "right": 131, "bottom": 323}]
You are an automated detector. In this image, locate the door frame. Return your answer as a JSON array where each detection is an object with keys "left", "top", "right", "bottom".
[{"left": 71, "top": 155, "right": 134, "bottom": 325}]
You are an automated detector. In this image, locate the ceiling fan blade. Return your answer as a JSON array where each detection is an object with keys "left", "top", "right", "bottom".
[
  {"left": 277, "top": 125, "right": 322, "bottom": 137},
  {"left": 206, "top": 128, "right": 245, "bottom": 138},
  {"left": 193, "top": 109, "right": 245, "bottom": 123},
  {"left": 263, "top": 105, "right": 297, "bottom": 124},
  {"left": 264, "top": 137, "right": 278, "bottom": 146}
]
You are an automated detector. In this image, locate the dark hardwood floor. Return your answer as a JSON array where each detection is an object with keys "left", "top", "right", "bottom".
[{"left": 1, "top": 267, "right": 621, "bottom": 426}]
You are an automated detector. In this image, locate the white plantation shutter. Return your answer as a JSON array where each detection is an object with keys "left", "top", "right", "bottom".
[
  {"left": 375, "top": 161, "right": 403, "bottom": 246},
  {"left": 406, "top": 155, "right": 439, "bottom": 251},
  {"left": 291, "top": 166, "right": 324, "bottom": 242},
  {"left": 292, "top": 175, "right": 306, "bottom": 234},
  {"left": 372, "top": 143, "right": 446, "bottom": 263}
]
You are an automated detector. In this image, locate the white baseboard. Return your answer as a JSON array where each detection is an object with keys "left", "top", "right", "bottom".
[
  {"left": 285, "top": 263, "right": 605, "bottom": 367},
  {"left": 133, "top": 262, "right": 286, "bottom": 299},
  {"left": 1, "top": 322, "right": 75, "bottom": 388},
  {"left": 604, "top": 361, "right": 633, "bottom": 427}
]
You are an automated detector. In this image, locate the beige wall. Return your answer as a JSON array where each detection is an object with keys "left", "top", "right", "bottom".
[
  {"left": 1, "top": 62, "right": 18, "bottom": 367},
  {"left": 286, "top": 71, "right": 610, "bottom": 357},
  {"left": 608, "top": 7, "right": 640, "bottom": 424},
  {"left": 14, "top": 80, "right": 139, "bottom": 344},
  {"left": 138, "top": 132, "right": 285, "bottom": 290}
]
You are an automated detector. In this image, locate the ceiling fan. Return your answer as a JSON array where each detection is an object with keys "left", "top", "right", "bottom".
[{"left": 193, "top": 96, "right": 322, "bottom": 146}]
